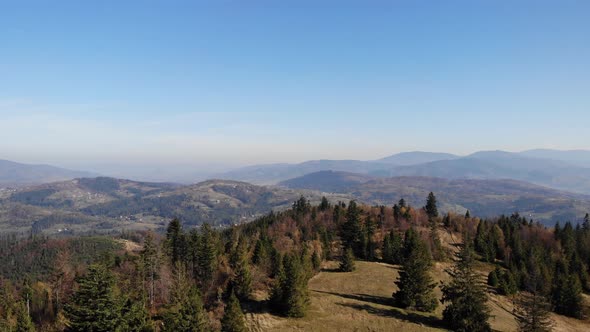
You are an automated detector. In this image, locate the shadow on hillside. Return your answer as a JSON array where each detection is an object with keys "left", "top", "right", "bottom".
[
  {"left": 240, "top": 299, "right": 272, "bottom": 315},
  {"left": 338, "top": 303, "right": 444, "bottom": 329},
  {"left": 314, "top": 290, "right": 444, "bottom": 329},
  {"left": 320, "top": 267, "right": 341, "bottom": 272},
  {"left": 313, "top": 290, "right": 393, "bottom": 306}
]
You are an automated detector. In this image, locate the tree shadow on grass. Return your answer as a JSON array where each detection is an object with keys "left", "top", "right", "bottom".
[
  {"left": 313, "top": 290, "right": 445, "bottom": 329},
  {"left": 320, "top": 267, "right": 341, "bottom": 272},
  {"left": 240, "top": 299, "right": 272, "bottom": 315},
  {"left": 337, "top": 303, "right": 446, "bottom": 329},
  {"left": 313, "top": 290, "right": 393, "bottom": 306}
]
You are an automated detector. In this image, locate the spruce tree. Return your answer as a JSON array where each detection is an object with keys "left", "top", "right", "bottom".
[
  {"left": 119, "top": 298, "right": 154, "bottom": 332},
  {"left": 393, "top": 228, "right": 438, "bottom": 312},
  {"left": 221, "top": 291, "right": 247, "bottom": 332},
  {"left": 319, "top": 196, "right": 330, "bottom": 211},
  {"left": 339, "top": 247, "right": 356, "bottom": 272},
  {"left": 163, "top": 266, "right": 210, "bottom": 332},
  {"left": 441, "top": 239, "right": 491, "bottom": 332},
  {"left": 340, "top": 201, "right": 362, "bottom": 257},
  {"left": 424, "top": 192, "right": 439, "bottom": 220},
  {"left": 514, "top": 260, "right": 552, "bottom": 332},
  {"left": 165, "top": 218, "right": 185, "bottom": 265},
  {"left": 197, "top": 223, "right": 218, "bottom": 290},
  {"left": 312, "top": 250, "right": 322, "bottom": 272},
  {"left": 64, "top": 264, "right": 121, "bottom": 332},
  {"left": 15, "top": 301, "right": 35, "bottom": 332},
  {"left": 231, "top": 241, "right": 253, "bottom": 301},
  {"left": 364, "top": 216, "right": 377, "bottom": 261},
  {"left": 140, "top": 232, "right": 159, "bottom": 309},
  {"left": 270, "top": 254, "right": 310, "bottom": 317}
]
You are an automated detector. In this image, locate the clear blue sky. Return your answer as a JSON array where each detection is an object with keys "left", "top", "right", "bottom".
[{"left": 1, "top": 0, "right": 589, "bottom": 170}]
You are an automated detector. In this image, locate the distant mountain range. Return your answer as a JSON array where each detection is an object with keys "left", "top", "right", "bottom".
[
  {"left": 221, "top": 150, "right": 590, "bottom": 195},
  {"left": 0, "top": 159, "right": 96, "bottom": 186},
  {"left": 280, "top": 170, "right": 590, "bottom": 224}
]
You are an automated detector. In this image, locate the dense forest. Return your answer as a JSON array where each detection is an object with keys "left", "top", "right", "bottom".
[{"left": 0, "top": 193, "right": 589, "bottom": 331}]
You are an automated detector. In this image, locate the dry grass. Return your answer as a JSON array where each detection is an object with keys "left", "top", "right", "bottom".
[{"left": 245, "top": 260, "right": 590, "bottom": 332}]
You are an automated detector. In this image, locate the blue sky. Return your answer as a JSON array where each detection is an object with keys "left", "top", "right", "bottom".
[{"left": 1, "top": 0, "right": 589, "bottom": 171}]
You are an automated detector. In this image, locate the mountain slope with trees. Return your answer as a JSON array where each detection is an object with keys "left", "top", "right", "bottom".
[
  {"left": 1, "top": 193, "right": 589, "bottom": 331},
  {"left": 281, "top": 172, "right": 590, "bottom": 225}
]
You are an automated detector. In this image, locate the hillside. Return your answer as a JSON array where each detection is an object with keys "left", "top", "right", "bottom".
[
  {"left": 280, "top": 171, "right": 590, "bottom": 224},
  {"left": 0, "top": 159, "right": 95, "bottom": 186},
  {"left": 0, "top": 177, "right": 348, "bottom": 235}
]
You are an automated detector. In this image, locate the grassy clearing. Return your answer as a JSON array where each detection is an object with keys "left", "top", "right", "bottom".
[{"left": 246, "top": 260, "right": 590, "bottom": 332}]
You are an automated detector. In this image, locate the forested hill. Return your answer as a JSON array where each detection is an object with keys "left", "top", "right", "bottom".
[
  {"left": 280, "top": 171, "right": 590, "bottom": 225},
  {"left": 0, "top": 177, "right": 348, "bottom": 235},
  {"left": 1, "top": 195, "right": 589, "bottom": 331}
]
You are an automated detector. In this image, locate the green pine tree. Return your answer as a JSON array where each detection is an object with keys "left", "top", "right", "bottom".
[
  {"left": 270, "top": 254, "right": 310, "bottom": 318},
  {"left": 162, "top": 266, "right": 210, "bottom": 332},
  {"left": 340, "top": 201, "right": 363, "bottom": 257},
  {"left": 15, "top": 301, "right": 35, "bottom": 332},
  {"left": 221, "top": 291, "right": 247, "bottom": 332},
  {"left": 119, "top": 298, "right": 154, "bottom": 332},
  {"left": 231, "top": 241, "right": 253, "bottom": 301},
  {"left": 64, "top": 264, "right": 121, "bottom": 332},
  {"left": 514, "top": 260, "right": 553, "bottom": 332},
  {"left": 424, "top": 192, "right": 439, "bottom": 220},
  {"left": 364, "top": 216, "right": 377, "bottom": 261},
  {"left": 441, "top": 239, "right": 491, "bottom": 332},
  {"left": 197, "top": 223, "right": 218, "bottom": 290},
  {"left": 165, "top": 218, "right": 185, "bottom": 264},
  {"left": 319, "top": 196, "right": 330, "bottom": 211},
  {"left": 339, "top": 247, "right": 356, "bottom": 272},
  {"left": 140, "top": 232, "right": 159, "bottom": 309},
  {"left": 312, "top": 250, "right": 322, "bottom": 272},
  {"left": 393, "top": 228, "right": 438, "bottom": 312}
]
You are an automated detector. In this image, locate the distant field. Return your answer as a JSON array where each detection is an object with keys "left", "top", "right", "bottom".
[{"left": 246, "top": 261, "right": 590, "bottom": 332}]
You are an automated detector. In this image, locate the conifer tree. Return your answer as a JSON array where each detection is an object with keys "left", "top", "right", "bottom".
[
  {"left": 270, "top": 254, "right": 310, "bottom": 317},
  {"left": 393, "top": 204, "right": 401, "bottom": 223},
  {"left": 319, "top": 196, "right": 330, "bottom": 211},
  {"left": 163, "top": 286, "right": 210, "bottom": 332},
  {"left": 312, "top": 250, "right": 322, "bottom": 272},
  {"left": 64, "top": 264, "right": 121, "bottom": 332},
  {"left": 393, "top": 228, "right": 438, "bottom": 312},
  {"left": 339, "top": 247, "right": 356, "bottom": 272},
  {"left": 231, "top": 241, "right": 252, "bottom": 301},
  {"left": 340, "top": 201, "right": 362, "bottom": 257},
  {"left": 15, "top": 301, "right": 35, "bottom": 332},
  {"left": 424, "top": 192, "right": 439, "bottom": 220},
  {"left": 221, "top": 291, "right": 247, "bottom": 332},
  {"left": 119, "top": 298, "right": 154, "bottom": 332},
  {"left": 252, "top": 237, "right": 268, "bottom": 266},
  {"left": 197, "top": 223, "right": 218, "bottom": 290},
  {"left": 551, "top": 271, "right": 583, "bottom": 318},
  {"left": 583, "top": 213, "right": 590, "bottom": 231},
  {"left": 140, "top": 232, "right": 159, "bottom": 309},
  {"left": 429, "top": 216, "right": 443, "bottom": 261},
  {"left": 514, "top": 291, "right": 552, "bottom": 332},
  {"left": 514, "top": 258, "right": 552, "bottom": 332},
  {"left": 364, "top": 216, "right": 377, "bottom": 261},
  {"left": 441, "top": 239, "right": 491, "bottom": 332},
  {"left": 165, "top": 218, "right": 185, "bottom": 265}
]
